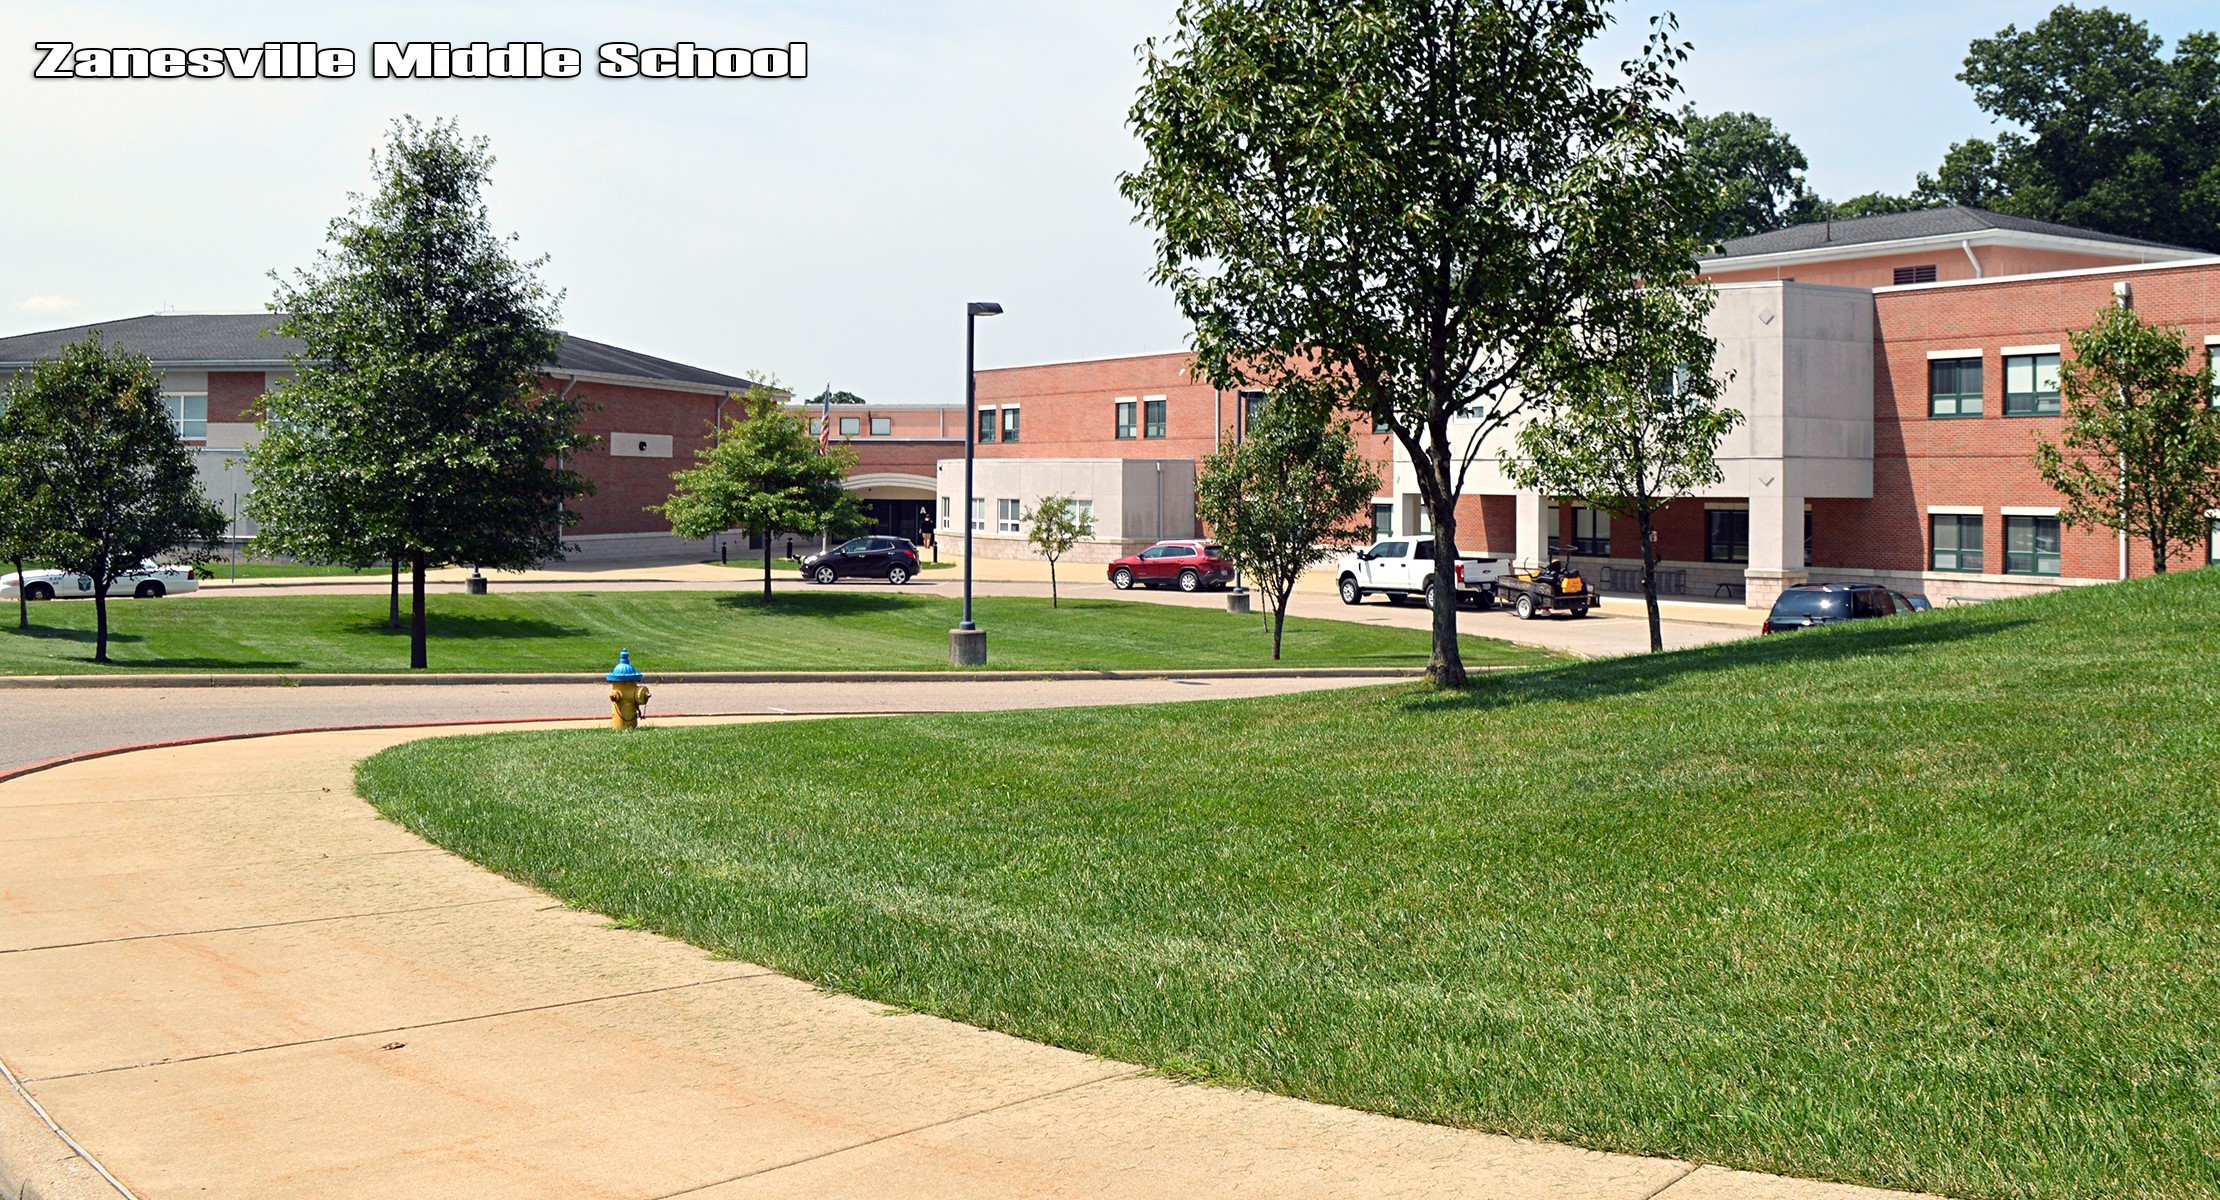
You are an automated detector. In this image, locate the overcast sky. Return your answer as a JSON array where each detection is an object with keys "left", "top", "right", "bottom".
[{"left": 4, "top": 1, "right": 2213, "bottom": 402}]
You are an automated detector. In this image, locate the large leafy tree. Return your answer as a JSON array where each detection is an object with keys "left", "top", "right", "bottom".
[
  {"left": 1124, "top": 0, "right": 1706, "bottom": 685},
  {"left": 0, "top": 334, "right": 224, "bottom": 662},
  {"left": 1918, "top": 6, "right": 2220, "bottom": 250},
  {"left": 2034, "top": 305, "right": 2220, "bottom": 574},
  {"left": 1195, "top": 400, "right": 1378, "bottom": 660},
  {"left": 252, "top": 116, "right": 592, "bottom": 669},
  {"left": 0, "top": 403, "right": 60, "bottom": 631},
  {"left": 1510, "top": 282, "right": 1740, "bottom": 652},
  {"left": 1682, "top": 107, "right": 1823, "bottom": 241},
  {"left": 657, "top": 381, "right": 863, "bottom": 601}
]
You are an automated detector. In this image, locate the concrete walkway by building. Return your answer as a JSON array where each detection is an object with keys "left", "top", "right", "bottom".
[{"left": 0, "top": 724, "right": 1932, "bottom": 1200}]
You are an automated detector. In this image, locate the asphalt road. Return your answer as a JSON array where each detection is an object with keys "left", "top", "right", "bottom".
[{"left": 5, "top": 675, "right": 1396, "bottom": 774}]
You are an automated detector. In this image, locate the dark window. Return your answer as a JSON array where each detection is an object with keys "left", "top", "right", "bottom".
[
  {"left": 1804, "top": 509, "right": 1815, "bottom": 564},
  {"left": 2004, "top": 516, "right": 2061, "bottom": 576},
  {"left": 1413, "top": 540, "right": 1433, "bottom": 559},
  {"left": 2003, "top": 353, "right": 2061, "bottom": 416},
  {"left": 1238, "top": 389, "right": 1266, "bottom": 434},
  {"left": 1930, "top": 357, "right": 1983, "bottom": 418},
  {"left": 1931, "top": 514, "right": 1983, "bottom": 572},
  {"left": 1373, "top": 541, "right": 1408, "bottom": 560},
  {"left": 1143, "top": 397, "right": 1167, "bottom": 438},
  {"left": 976, "top": 408, "right": 996, "bottom": 443},
  {"left": 1894, "top": 264, "right": 1938, "bottom": 285},
  {"left": 1706, "top": 509, "right": 1749, "bottom": 563},
  {"left": 1000, "top": 407, "right": 1019, "bottom": 442},
  {"left": 1573, "top": 507, "right": 1610, "bottom": 557},
  {"left": 1371, "top": 503, "right": 1394, "bottom": 537},
  {"left": 1851, "top": 588, "right": 1895, "bottom": 618},
  {"left": 1769, "top": 590, "right": 1845, "bottom": 620},
  {"left": 1115, "top": 400, "right": 1137, "bottom": 439}
]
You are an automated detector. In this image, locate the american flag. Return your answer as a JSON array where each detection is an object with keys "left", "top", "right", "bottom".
[{"left": 816, "top": 385, "right": 833, "bottom": 452}]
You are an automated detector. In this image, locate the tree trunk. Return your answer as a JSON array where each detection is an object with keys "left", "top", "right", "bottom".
[
  {"left": 1420, "top": 428, "right": 1466, "bottom": 688},
  {"left": 388, "top": 558, "right": 401, "bottom": 629},
  {"left": 1638, "top": 509, "right": 1663, "bottom": 653},
  {"left": 11, "top": 556, "right": 25, "bottom": 630},
  {"left": 763, "top": 537, "right": 773, "bottom": 600},
  {"left": 1049, "top": 558, "right": 1059, "bottom": 608},
  {"left": 409, "top": 550, "right": 428, "bottom": 670},
  {"left": 1270, "top": 585, "right": 1292, "bottom": 660},
  {"left": 92, "top": 576, "right": 110, "bottom": 664}
]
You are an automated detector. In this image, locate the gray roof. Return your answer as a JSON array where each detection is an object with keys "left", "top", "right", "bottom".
[
  {"left": 0, "top": 313, "right": 751, "bottom": 392},
  {"left": 1703, "top": 206, "right": 2205, "bottom": 262}
]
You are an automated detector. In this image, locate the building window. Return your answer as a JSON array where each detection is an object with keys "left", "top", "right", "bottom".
[
  {"left": 1893, "top": 264, "right": 1938, "bottom": 285},
  {"left": 940, "top": 496, "right": 950, "bottom": 525},
  {"left": 976, "top": 407, "right": 996, "bottom": 443},
  {"left": 869, "top": 416, "right": 892, "bottom": 436},
  {"left": 1931, "top": 513, "right": 1984, "bottom": 573},
  {"left": 1143, "top": 397, "right": 1167, "bottom": 438},
  {"left": 997, "top": 498, "right": 1021, "bottom": 534},
  {"left": 969, "top": 497, "right": 985, "bottom": 532},
  {"left": 809, "top": 417, "right": 824, "bottom": 436},
  {"left": 164, "top": 393, "right": 208, "bottom": 442},
  {"left": 1371, "top": 502, "right": 1394, "bottom": 537},
  {"left": 1000, "top": 407, "right": 1019, "bottom": 443},
  {"left": 838, "top": 415, "right": 862, "bottom": 437},
  {"left": 1929, "top": 357, "right": 1983, "bottom": 418},
  {"left": 1706, "top": 509, "right": 1749, "bottom": 563},
  {"left": 2003, "top": 353, "right": 2061, "bottom": 416},
  {"left": 2004, "top": 516, "right": 2062, "bottom": 576},
  {"left": 1069, "top": 498, "right": 1093, "bottom": 527},
  {"left": 1114, "top": 399, "right": 1137, "bottom": 439},
  {"left": 2211, "top": 517, "right": 2218, "bottom": 564},
  {"left": 1238, "top": 389, "right": 1266, "bottom": 434},
  {"left": 2208, "top": 346, "right": 2219, "bottom": 408},
  {"left": 1573, "top": 507, "right": 1611, "bottom": 557}
]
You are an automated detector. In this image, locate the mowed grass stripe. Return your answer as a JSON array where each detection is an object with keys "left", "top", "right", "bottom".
[
  {"left": 0, "top": 590, "right": 1540, "bottom": 674},
  {"left": 360, "top": 569, "right": 2220, "bottom": 1200}
]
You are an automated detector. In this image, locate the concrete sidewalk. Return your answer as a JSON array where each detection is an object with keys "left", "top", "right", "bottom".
[{"left": 0, "top": 725, "right": 1932, "bottom": 1200}]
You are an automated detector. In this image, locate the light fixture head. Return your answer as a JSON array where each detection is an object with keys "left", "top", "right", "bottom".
[{"left": 968, "top": 301, "right": 1004, "bottom": 317}]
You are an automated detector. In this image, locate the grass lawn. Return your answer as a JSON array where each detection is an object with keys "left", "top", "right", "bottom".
[
  {"left": 358, "top": 569, "right": 2220, "bottom": 1200},
  {"left": 0, "top": 590, "right": 1531, "bottom": 674}
]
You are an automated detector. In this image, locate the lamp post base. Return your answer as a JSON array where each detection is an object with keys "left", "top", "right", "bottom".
[
  {"left": 1225, "top": 590, "right": 1251, "bottom": 615},
  {"left": 949, "top": 627, "right": 987, "bottom": 668}
]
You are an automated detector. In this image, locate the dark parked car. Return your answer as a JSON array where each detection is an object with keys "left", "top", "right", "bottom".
[
  {"left": 801, "top": 536, "right": 920, "bottom": 584},
  {"left": 1107, "top": 540, "right": 1236, "bottom": 592},
  {"left": 1762, "top": 583, "right": 1906, "bottom": 634}
]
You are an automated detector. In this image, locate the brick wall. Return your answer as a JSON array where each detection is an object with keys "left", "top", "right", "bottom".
[
  {"left": 565, "top": 379, "right": 721, "bottom": 535},
  {"left": 207, "top": 371, "right": 265, "bottom": 423}
]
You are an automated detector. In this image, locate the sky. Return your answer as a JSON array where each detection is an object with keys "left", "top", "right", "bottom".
[{"left": 3, "top": 1, "right": 2214, "bottom": 403}]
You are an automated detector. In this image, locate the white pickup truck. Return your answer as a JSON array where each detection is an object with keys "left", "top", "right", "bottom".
[{"left": 1334, "top": 538, "right": 1504, "bottom": 609}]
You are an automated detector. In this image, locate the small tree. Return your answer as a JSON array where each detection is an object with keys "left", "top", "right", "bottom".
[
  {"left": 0, "top": 405, "right": 59, "bottom": 631},
  {"left": 0, "top": 334, "right": 224, "bottom": 662},
  {"left": 1195, "top": 400, "right": 1377, "bottom": 660},
  {"left": 254, "top": 117, "right": 593, "bottom": 669},
  {"left": 1023, "top": 494, "right": 1095, "bottom": 607},
  {"left": 658, "top": 381, "right": 863, "bottom": 600},
  {"left": 1511, "top": 283, "right": 1740, "bottom": 653},
  {"left": 2035, "top": 305, "right": 2220, "bottom": 574}
]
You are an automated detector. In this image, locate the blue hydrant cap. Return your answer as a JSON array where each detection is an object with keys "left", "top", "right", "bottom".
[{"left": 606, "top": 649, "right": 645, "bottom": 683}]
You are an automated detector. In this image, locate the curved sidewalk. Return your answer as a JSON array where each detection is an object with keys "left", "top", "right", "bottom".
[{"left": 1, "top": 724, "right": 1928, "bottom": 1200}]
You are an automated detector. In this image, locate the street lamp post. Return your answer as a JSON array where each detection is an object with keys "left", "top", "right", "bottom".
[{"left": 951, "top": 300, "right": 1002, "bottom": 667}]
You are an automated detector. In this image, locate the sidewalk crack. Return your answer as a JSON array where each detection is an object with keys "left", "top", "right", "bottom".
[{"left": 0, "top": 895, "right": 536, "bottom": 956}]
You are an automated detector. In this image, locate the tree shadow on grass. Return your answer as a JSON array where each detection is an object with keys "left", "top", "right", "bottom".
[
  {"left": 1399, "top": 609, "right": 2034, "bottom": 715},
  {"left": 342, "top": 613, "right": 594, "bottom": 641},
  {"left": 2, "top": 623, "right": 307, "bottom": 671},
  {"left": 712, "top": 591, "right": 921, "bottom": 617},
  {"left": 3, "top": 624, "right": 147, "bottom": 646}
]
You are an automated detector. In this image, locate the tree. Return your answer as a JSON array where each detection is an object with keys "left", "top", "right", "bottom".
[
  {"left": 808, "top": 386, "right": 868, "bottom": 406},
  {"left": 1510, "top": 283, "right": 1740, "bottom": 652},
  {"left": 0, "top": 404, "right": 59, "bottom": 631},
  {"left": 253, "top": 116, "right": 593, "bottom": 669},
  {"left": 1124, "top": 0, "right": 1707, "bottom": 685},
  {"left": 2034, "top": 304, "right": 2220, "bottom": 574},
  {"left": 1023, "top": 494, "right": 1095, "bottom": 608},
  {"left": 0, "top": 334, "right": 224, "bottom": 662},
  {"left": 1681, "top": 107, "right": 1822, "bottom": 241},
  {"left": 1920, "top": 6, "right": 2220, "bottom": 250},
  {"left": 1195, "top": 400, "right": 1378, "bottom": 660},
  {"left": 658, "top": 380, "right": 863, "bottom": 600}
]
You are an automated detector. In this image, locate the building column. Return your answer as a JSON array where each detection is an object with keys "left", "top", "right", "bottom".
[
  {"left": 1513, "top": 491, "right": 1549, "bottom": 570},
  {"left": 1745, "top": 489, "right": 1807, "bottom": 609}
]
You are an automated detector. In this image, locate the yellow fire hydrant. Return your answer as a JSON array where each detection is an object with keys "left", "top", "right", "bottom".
[{"left": 606, "top": 649, "right": 650, "bottom": 730}]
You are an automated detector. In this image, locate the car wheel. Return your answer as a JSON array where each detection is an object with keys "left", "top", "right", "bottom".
[
  {"left": 1178, "top": 569, "right": 1201, "bottom": 593},
  {"left": 886, "top": 565, "right": 910, "bottom": 585},
  {"left": 1514, "top": 593, "right": 1535, "bottom": 620},
  {"left": 1338, "top": 575, "right": 1362, "bottom": 605},
  {"left": 24, "top": 583, "right": 54, "bottom": 602},
  {"left": 1423, "top": 577, "right": 1440, "bottom": 610},
  {"left": 813, "top": 565, "right": 837, "bottom": 585},
  {"left": 1112, "top": 567, "right": 1134, "bottom": 590},
  {"left": 135, "top": 580, "right": 166, "bottom": 599},
  {"left": 1569, "top": 602, "right": 1591, "bottom": 618}
]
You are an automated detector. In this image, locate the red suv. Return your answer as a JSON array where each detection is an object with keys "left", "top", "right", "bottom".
[{"left": 1108, "top": 540, "right": 1236, "bottom": 592}]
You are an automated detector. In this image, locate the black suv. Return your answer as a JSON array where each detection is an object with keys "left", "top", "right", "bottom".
[
  {"left": 1761, "top": 583, "right": 1908, "bottom": 634},
  {"left": 801, "top": 537, "right": 921, "bottom": 585}
]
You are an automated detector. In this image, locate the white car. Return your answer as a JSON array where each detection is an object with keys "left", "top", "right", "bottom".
[
  {"left": 1, "top": 560, "right": 200, "bottom": 601},
  {"left": 1334, "top": 537, "right": 1504, "bottom": 609}
]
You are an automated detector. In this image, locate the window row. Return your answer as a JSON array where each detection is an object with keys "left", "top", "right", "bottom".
[
  {"left": 1928, "top": 353, "right": 2062, "bottom": 419},
  {"left": 164, "top": 392, "right": 208, "bottom": 442},
  {"left": 1113, "top": 396, "right": 1168, "bottom": 440},
  {"left": 809, "top": 415, "right": 896, "bottom": 437},
  {"left": 964, "top": 496, "right": 1093, "bottom": 533},
  {"left": 1930, "top": 513, "right": 2062, "bottom": 576},
  {"left": 975, "top": 407, "right": 1019, "bottom": 444}
]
